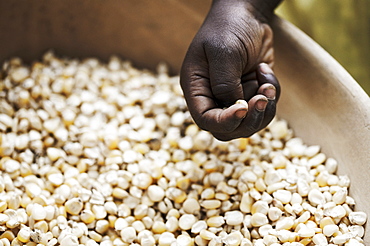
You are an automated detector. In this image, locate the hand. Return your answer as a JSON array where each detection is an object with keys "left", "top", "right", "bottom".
[{"left": 180, "top": 0, "right": 281, "bottom": 141}]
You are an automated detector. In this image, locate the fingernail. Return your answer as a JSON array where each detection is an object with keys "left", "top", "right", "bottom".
[
  {"left": 260, "top": 63, "right": 273, "bottom": 74},
  {"left": 235, "top": 108, "right": 247, "bottom": 119},
  {"left": 263, "top": 86, "right": 276, "bottom": 100},
  {"left": 256, "top": 98, "right": 268, "bottom": 111}
]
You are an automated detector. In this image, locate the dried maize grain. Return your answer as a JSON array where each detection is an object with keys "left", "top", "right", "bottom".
[{"left": 0, "top": 53, "right": 366, "bottom": 246}]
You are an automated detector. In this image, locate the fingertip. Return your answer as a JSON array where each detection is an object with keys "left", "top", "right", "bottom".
[
  {"left": 258, "top": 83, "right": 276, "bottom": 100},
  {"left": 247, "top": 94, "right": 269, "bottom": 112},
  {"left": 235, "top": 107, "right": 248, "bottom": 119},
  {"left": 256, "top": 63, "right": 281, "bottom": 101},
  {"left": 228, "top": 103, "right": 248, "bottom": 120},
  {"left": 255, "top": 97, "right": 268, "bottom": 111},
  {"left": 199, "top": 104, "right": 247, "bottom": 134},
  {"left": 239, "top": 95, "right": 268, "bottom": 135},
  {"left": 219, "top": 103, "right": 249, "bottom": 132}
]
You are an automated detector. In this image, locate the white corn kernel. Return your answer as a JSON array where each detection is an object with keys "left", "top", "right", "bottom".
[
  {"left": 297, "top": 224, "right": 315, "bottom": 238},
  {"left": 59, "top": 235, "right": 79, "bottom": 246},
  {"left": 147, "top": 185, "right": 165, "bottom": 202},
  {"left": 332, "top": 187, "right": 347, "bottom": 205},
  {"left": 251, "top": 201, "right": 269, "bottom": 215},
  {"left": 325, "top": 158, "right": 338, "bottom": 174},
  {"left": 176, "top": 234, "right": 193, "bottom": 246},
  {"left": 323, "top": 224, "right": 339, "bottom": 237},
  {"left": 207, "top": 216, "right": 225, "bottom": 228},
  {"left": 240, "top": 192, "right": 253, "bottom": 213},
  {"left": 120, "top": 226, "right": 136, "bottom": 243},
  {"left": 179, "top": 214, "right": 197, "bottom": 230},
  {"left": 132, "top": 173, "right": 152, "bottom": 190},
  {"left": 312, "top": 233, "right": 328, "bottom": 246},
  {"left": 308, "top": 153, "right": 326, "bottom": 167},
  {"left": 275, "top": 217, "right": 294, "bottom": 230},
  {"left": 345, "top": 239, "right": 365, "bottom": 246},
  {"left": 10, "top": 67, "right": 29, "bottom": 83},
  {"left": 223, "top": 231, "right": 243, "bottom": 246},
  {"left": 290, "top": 193, "right": 303, "bottom": 205},
  {"left": 139, "top": 231, "right": 155, "bottom": 246},
  {"left": 34, "top": 221, "right": 48, "bottom": 233},
  {"left": 250, "top": 213, "right": 268, "bottom": 227},
  {"left": 258, "top": 224, "right": 273, "bottom": 237},
  {"left": 183, "top": 198, "right": 200, "bottom": 214},
  {"left": 255, "top": 178, "right": 267, "bottom": 192},
  {"left": 0, "top": 53, "right": 366, "bottom": 246},
  {"left": 31, "top": 204, "right": 46, "bottom": 221},
  {"left": 348, "top": 225, "right": 365, "bottom": 238},
  {"left": 81, "top": 210, "right": 96, "bottom": 224},
  {"left": 240, "top": 170, "right": 257, "bottom": 183},
  {"left": 304, "top": 145, "right": 320, "bottom": 157},
  {"left": 158, "top": 232, "right": 176, "bottom": 246},
  {"left": 92, "top": 205, "right": 107, "bottom": 220},
  {"left": 104, "top": 201, "right": 118, "bottom": 215},
  {"left": 132, "top": 220, "right": 146, "bottom": 232},
  {"left": 165, "top": 216, "right": 178, "bottom": 232},
  {"left": 88, "top": 231, "right": 102, "bottom": 242},
  {"left": 269, "top": 119, "right": 288, "bottom": 139},
  {"left": 95, "top": 220, "right": 109, "bottom": 234},
  {"left": 332, "top": 233, "right": 351, "bottom": 245},
  {"left": 65, "top": 198, "right": 83, "bottom": 215},
  {"left": 199, "top": 229, "right": 216, "bottom": 240},
  {"left": 273, "top": 190, "right": 292, "bottom": 204},
  {"left": 268, "top": 207, "right": 282, "bottom": 222},
  {"left": 17, "top": 227, "right": 31, "bottom": 243},
  {"left": 325, "top": 205, "right": 347, "bottom": 219},
  {"left": 348, "top": 212, "right": 367, "bottom": 226},
  {"left": 200, "top": 200, "right": 221, "bottom": 209},
  {"left": 297, "top": 211, "right": 311, "bottom": 223},
  {"left": 191, "top": 220, "right": 207, "bottom": 234},
  {"left": 152, "top": 221, "right": 166, "bottom": 234},
  {"left": 224, "top": 211, "right": 243, "bottom": 226},
  {"left": 263, "top": 234, "right": 278, "bottom": 246},
  {"left": 308, "top": 189, "right": 326, "bottom": 206}
]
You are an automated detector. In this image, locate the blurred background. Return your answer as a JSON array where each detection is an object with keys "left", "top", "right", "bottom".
[{"left": 276, "top": 0, "right": 370, "bottom": 95}]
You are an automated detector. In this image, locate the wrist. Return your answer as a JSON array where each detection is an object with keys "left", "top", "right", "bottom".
[
  {"left": 247, "top": 0, "right": 283, "bottom": 21},
  {"left": 211, "top": 0, "right": 283, "bottom": 22}
]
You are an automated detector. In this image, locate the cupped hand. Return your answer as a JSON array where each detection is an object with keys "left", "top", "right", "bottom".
[{"left": 180, "top": 0, "right": 281, "bottom": 141}]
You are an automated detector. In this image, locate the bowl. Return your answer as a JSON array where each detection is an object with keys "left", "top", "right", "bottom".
[{"left": 1, "top": 0, "right": 369, "bottom": 243}]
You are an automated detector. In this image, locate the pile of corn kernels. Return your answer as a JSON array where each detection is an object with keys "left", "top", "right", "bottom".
[{"left": 0, "top": 52, "right": 367, "bottom": 246}]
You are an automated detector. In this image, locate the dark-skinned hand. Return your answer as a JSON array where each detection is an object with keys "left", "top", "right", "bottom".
[{"left": 180, "top": 0, "right": 281, "bottom": 141}]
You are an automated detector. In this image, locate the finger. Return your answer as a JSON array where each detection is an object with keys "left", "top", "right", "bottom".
[
  {"left": 241, "top": 94, "right": 268, "bottom": 135},
  {"left": 204, "top": 40, "right": 245, "bottom": 107},
  {"left": 256, "top": 63, "right": 280, "bottom": 129},
  {"left": 213, "top": 83, "right": 277, "bottom": 141},
  {"left": 212, "top": 94, "right": 269, "bottom": 141},
  {"left": 258, "top": 83, "right": 276, "bottom": 101},
  {"left": 257, "top": 83, "right": 277, "bottom": 129},
  {"left": 201, "top": 103, "right": 249, "bottom": 133},
  {"left": 257, "top": 63, "right": 281, "bottom": 101}
]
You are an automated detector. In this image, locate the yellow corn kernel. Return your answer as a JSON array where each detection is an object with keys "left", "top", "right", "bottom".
[{"left": 80, "top": 210, "right": 96, "bottom": 224}]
